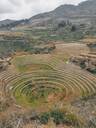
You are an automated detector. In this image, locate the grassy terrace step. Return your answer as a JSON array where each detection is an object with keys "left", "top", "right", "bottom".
[
  {"left": 8, "top": 72, "right": 86, "bottom": 93},
  {"left": 59, "top": 70, "right": 96, "bottom": 93},
  {"left": 35, "top": 57, "right": 96, "bottom": 92},
  {"left": 3, "top": 69, "right": 92, "bottom": 103},
  {"left": 13, "top": 82, "right": 65, "bottom": 98},
  {"left": 9, "top": 76, "right": 68, "bottom": 96},
  {"left": 2, "top": 69, "right": 96, "bottom": 91},
  {"left": 2, "top": 69, "right": 95, "bottom": 94}
]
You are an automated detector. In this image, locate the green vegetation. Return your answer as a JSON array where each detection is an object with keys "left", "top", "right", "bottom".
[
  {"left": 22, "top": 24, "right": 84, "bottom": 42},
  {"left": 87, "top": 68, "right": 96, "bottom": 75},
  {"left": 39, "top": 109, "right": 82, "bottom": 127},
  {"left": 0, "top": 31, "right": 55, "bottom": 57}
]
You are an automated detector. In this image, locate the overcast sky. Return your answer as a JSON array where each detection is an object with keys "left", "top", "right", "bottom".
[{"left": 0, "top": 0, "right": 87, "bottom": 21}]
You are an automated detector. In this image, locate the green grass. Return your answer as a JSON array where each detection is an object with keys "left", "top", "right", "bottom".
[
  {"left": 23, "top": 27, "right": 84, "bottom": 42},
  {"left": 11, "top": 74, "right": 64, "bottom": 109},
  {"left": 12, "top": 56, "right": 55, "bottom": 73},
  {"left": 17, "top": 64, "right": 54, "bottom": 72}
]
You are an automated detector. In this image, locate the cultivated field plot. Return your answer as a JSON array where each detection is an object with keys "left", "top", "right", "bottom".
[{"left": 0, "top": 43, "right": 96, "bottom": 112}]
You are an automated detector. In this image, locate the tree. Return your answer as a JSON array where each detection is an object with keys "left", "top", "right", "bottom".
[{"left": 58, "top": 21, "right": 66, "bottom": 28}]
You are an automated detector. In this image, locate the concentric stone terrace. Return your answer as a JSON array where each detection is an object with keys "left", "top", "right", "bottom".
[
  {"left": 1, "top": 54, "right": 96, "bottom": 110},
  {"left": 1, "top": 69, "right": 96, "bottom": 109}
]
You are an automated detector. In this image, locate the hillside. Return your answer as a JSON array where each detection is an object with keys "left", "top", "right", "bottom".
[{"left": 28, "top": 0, "right": 96, "bottom": 26}]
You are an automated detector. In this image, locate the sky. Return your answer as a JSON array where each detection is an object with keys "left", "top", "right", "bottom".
[{"left": 0, "top": 0, "right": 87, "bottom": 21}]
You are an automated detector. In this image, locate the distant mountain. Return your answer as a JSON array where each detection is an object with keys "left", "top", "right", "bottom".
[
  {"left": 0, "top": 19, "right": 15, "bottom": 27},
  {"left": 28, "top": 0, "right": 96, "bottom": 26},
  {"left": 0, "top": 19, "right": 29, "bottom": 29},
  {"left": 1, "top": 0, "right": 96, "bottom": 28}
]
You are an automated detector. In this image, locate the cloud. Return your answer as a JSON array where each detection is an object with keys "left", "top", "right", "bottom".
[
  {"left": 0, "top": 0, "right": 86, "bottom": 20},
  {"left": 0, "top": 0, "right": 15, "bottom": 14},
  {"left": 9, "top": 0, "right": 22, "bottom": 6}
]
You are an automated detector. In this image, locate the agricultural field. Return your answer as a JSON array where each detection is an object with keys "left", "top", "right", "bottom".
[{"left": 0, "top": 29, "right": 56, "bottom": 57}]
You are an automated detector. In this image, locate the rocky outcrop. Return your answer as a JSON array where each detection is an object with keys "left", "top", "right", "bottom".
[
  {"left": 0, "top": 57, "right": 11, "bottom": 71},
  {"left": 70, "top": 53, "right": 96, "bottom": 72}
]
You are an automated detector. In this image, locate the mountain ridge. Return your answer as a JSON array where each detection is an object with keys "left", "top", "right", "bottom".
[{"left": 0, "top": 0, "right": 96, "bottom": 28}]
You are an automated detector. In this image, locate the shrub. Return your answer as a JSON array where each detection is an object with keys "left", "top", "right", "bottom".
[
  {"left": 71, "top": 25, "right": 77, "bottom": 32},
  {"left": 58, "top": 21, "right": 66, "bottom": 28},
  {"left": 50, "top": 110, "right": 65, "bottom": 125}
]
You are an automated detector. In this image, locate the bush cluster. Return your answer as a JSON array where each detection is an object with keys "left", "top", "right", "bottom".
[{"left": 39, "top": 109, "right": 80, "bottom": 126}]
